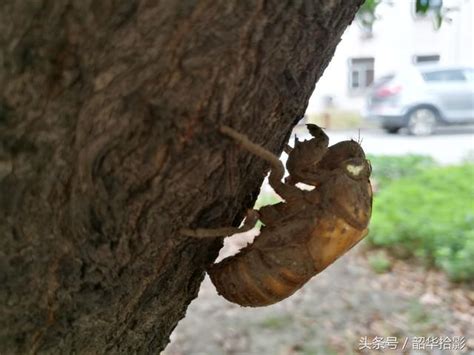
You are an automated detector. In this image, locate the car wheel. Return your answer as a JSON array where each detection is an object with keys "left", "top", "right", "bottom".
[
  {"left": 384, "top": 127, "right": 401, "bottom": 134},
  {"left": 407, "top": 108, "right": 437, "bottom": 136}
]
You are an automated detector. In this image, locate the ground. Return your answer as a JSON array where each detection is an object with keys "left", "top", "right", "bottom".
[{"left": 163, "top": 229, "right": 473, "bottom": 355}]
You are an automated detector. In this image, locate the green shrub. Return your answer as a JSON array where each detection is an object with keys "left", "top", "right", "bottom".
[
  {"left": 367, "top": 154, "right": 436, "bottom": 190},
  {"left": 368, "top": 164, "right": 474, "bottom": 281},
  {"left": 368, "top": 251, "right": 392, "bottom": 274},
  {"left": 258, "top": 315, "right": 293, "bottom": 330}
]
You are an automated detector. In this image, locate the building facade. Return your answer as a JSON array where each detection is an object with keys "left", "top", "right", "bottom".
[{"left": 306, "top": 0, "right": 474, "bottom": 114}]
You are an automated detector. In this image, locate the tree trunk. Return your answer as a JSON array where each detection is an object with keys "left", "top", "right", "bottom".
[{"left": 0, "top": 1, "right": 362, "bottom": 353}]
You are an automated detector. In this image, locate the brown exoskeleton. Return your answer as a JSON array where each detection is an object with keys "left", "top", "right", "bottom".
[{"left": 181, "top": 125, "right": 372, "bottom": 307}]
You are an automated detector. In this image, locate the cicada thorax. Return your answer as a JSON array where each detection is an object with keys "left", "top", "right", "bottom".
[
  {"left": 317, "top": 140, "right": 367, "bottom": 171},
  {"left": 208, "top": 219, "right": 317, "bottom": 307}
]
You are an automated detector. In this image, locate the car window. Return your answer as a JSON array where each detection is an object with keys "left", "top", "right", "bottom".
[
  {"left": 422, "top": 70, "right": 466, "bottom": 82},
  {"left": 463, "top": 69, "right": 474, "bottom": 83}
]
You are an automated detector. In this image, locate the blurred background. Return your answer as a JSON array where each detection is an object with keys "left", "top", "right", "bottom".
[{"left": 164, "top": 1, "right": 473, "bottom": 354}]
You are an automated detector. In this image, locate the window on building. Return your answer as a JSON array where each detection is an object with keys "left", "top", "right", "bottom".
[
  {"left": 413, "top": 54, "right": 440, "bottom": 64},
  {"left": 348, "top": 58, "right": 375, "bottom": 92}
]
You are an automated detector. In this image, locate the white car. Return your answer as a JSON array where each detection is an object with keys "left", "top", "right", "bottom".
[{"left": 364, "top": 65, "right": 474, "bottom": 135}]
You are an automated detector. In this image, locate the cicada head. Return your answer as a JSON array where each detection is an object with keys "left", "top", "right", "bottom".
[{"left": 342, "top": 157, "right": 372, "bottom": 181}]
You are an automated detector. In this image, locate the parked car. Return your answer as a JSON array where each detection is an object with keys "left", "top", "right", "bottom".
[{"left": 363, "top": 65, "right": 474, "bottom": 135}]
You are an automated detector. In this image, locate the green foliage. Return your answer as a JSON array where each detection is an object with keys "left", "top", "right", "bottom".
[
  {"left": 406, "top": 300, "right": 439, "bottom": 333},
  {"left": 358, "top": 0, "right": 447, "bottom": 31},
  {"left": 368, "top": 251, "right": 392, "bottom": 274},
  {"left": 356, "top": 0, "right": 382, "bottom": 31},
  {"left": 415, "top": 0, "right": 433, "bottom": 14},
  {"left": 361, "top": 0, "right": 381, "bottom": 12},
  {"left": 259, "top": 315, "right": 293, "bottom": 330},
  {"left": 368, "top": 164, "right": 474, "bottom": 281},
  {"left": 415, "top": 0, "right": 445, "bottom": 29},
  {"left": 368, "top": 154, "right": 437, "bottom": 190}
]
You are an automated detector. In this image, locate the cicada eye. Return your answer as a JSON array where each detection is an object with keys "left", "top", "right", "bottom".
[
  {"left": 343, "top": 158, "right": 370, "bottom": 179},
  {"left": 346, "top": 163, "right": 365, "bottom": 176}
]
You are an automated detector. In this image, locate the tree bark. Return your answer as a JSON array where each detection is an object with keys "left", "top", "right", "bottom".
[{"left": 0, "top": 1, "right": 362, "bottom": 353}]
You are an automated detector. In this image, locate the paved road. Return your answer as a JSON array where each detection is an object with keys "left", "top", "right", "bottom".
[{"left": 292, "top": 126, "right": 474, "bottom": 165}]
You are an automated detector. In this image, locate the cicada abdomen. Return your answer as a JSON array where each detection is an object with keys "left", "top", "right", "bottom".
[{"left": 208, "top": 219, "right": 316, "bottom": 307}]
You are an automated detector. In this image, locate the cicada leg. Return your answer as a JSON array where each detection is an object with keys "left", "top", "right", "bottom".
[
  {"left": 180, "top": 209, "right": 259, "bottom": 238},
  {"left": 220, "top": 125, "right": 303, "bottom": 202}
]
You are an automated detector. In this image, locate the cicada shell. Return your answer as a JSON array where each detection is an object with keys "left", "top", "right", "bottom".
[{"left": 183, "top": 125, "right": 372, "bottom": 307}]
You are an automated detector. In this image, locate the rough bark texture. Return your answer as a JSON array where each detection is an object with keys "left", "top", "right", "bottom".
[{"left": 0, "top": 1, "right": 362, "bottom": 353}]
